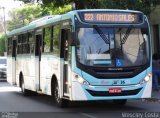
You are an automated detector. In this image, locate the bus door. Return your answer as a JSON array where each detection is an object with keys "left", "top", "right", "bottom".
[
  {"left": 12, "top": 38, "right": 17, "bottom": 85},
  {"left": 61, "top": 28, "right": 71, "bottom": 96},
  {"left": 35, "top": 31, "right": 42, "bottom": 91}
]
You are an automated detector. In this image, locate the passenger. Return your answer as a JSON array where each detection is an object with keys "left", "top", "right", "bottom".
[{"left": 152, "top": 53, "right": 160, "bottom": 91}]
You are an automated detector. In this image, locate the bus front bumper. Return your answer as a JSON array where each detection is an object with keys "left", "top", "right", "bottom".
[{"left": 71, "top": 79, "right": 152, "bottom": 101}]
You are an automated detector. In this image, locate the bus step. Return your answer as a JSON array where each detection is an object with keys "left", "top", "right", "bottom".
[
  {"left": 37, "top": 90, "right": 43, "bottom": 94},
  {"left": 64, "top": 93, "right": 69, "bottom": 97}
]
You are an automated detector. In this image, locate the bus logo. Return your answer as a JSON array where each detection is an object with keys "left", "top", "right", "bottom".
[{"left": 116, "top": 59, "right": 123, "bottom": 67}]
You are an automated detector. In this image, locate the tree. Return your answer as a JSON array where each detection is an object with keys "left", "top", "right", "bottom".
[
  {"left": 41, "top": 0, "right": 101, "bottom": 9},
  {"left": 0, "top": 34, "right": 6, "bottom": 56},
  {"left": 17, "top": 0, "right": 160, "bottom": 15},
  {"left": 7, "top": 5, "right": 45, "bottom": 31},
  {"left": 7, "top": 4, "right": 72, "bottom": 31},
  {"left": 43, "top": 5, "right": 72, "bottom": 15},
  {"left": 99, "top": 0, "right": 160, "bottom": 15},
  {"left": 17, "top": 0, "right": 101, "bottom": 9}
]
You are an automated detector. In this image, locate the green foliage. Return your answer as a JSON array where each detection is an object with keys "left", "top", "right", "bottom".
[
  {"left": 17, "top": 0, "right": 160, "bottom": 14},
  {"left": 99, "top": 0, "right": 159, "bottom": 15},
  {"left": 7, "top": 5, "right": 45, "bottom": 31},
  {"left": 46, "top": 5, "right": 72, "bottom": 15},
  {"left": 18, "top": 0, "right": 33, "bottom": 3},
  {"left": 7, "top": 4, "right": 72, "bottom": 31},
  {"left": 40, "top": 0, "right": 101, "bottom": 9},
  {"left": 0, "top": 34, "right": 6, "bottom": 56},
  {"left": 17, "top": 0, "right": 101, "bottom": 9}
]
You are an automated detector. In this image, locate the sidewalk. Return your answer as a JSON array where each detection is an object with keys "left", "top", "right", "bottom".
[
  {"left": 152, "top": 90, "right": 160, "bottom": 99},
  {"left": 142, "top": 89, "right": 160, "bottom": 103}
]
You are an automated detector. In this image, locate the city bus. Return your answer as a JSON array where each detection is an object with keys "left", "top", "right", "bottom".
[{"left": 7, "top": 9, "right": 152, "bottom": 107}]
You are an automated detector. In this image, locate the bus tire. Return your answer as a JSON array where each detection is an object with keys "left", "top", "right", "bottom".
[
  {"left": 53, "top": 81, "right": 68, "bottom": 107},
  {"left": 113, "top": 99, "right": 127, "bottom": 106},
  {"left": 20, "top": 75, "right": 30, "bottom": 96}
]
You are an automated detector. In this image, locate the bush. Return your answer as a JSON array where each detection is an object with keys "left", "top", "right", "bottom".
[{"left": 0, "top": 34, "right": 6, "bottom": 56}]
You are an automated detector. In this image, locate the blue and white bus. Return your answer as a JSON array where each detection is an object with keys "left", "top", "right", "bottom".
[{"left": 7, "top": 9, "right": 152, "bottom": 107}]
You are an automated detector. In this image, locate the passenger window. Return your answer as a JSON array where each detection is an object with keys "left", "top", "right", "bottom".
[
  {"left": 53, "top": 24, "right": 60, "bottom": 56},
  {"left": 7, "top": 37, "right": 12, "bottom": 55},
  {"left": 28, "top": 32, "right": 34, "bottom": 53},
  {"left": 43, "top": 27, "right": 52, "bottom": 53}
]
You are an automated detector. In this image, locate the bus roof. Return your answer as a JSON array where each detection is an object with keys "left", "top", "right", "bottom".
[
  {"left": 7, "top": 9, "right": 143, "bottom": 37},
  {"left": 72, "top": 9, "right": 143, "bottom": 13}
]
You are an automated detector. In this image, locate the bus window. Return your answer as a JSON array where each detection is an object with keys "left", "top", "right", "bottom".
[
  {"left": 22, "top": 33, "right": 29, "bottom": 54},
  {"left": 61, "top": 29, "right": 70, "bottom": 59},
  {"left": 53, "top": 24, "right": 60, "bottom": 56},
  {"left": 17, "top": 35, "right": 22, "bottom": 54},
  {"left": 12, "top": 39, "right": 17, "bottom": 57},
  {"left": 28, "top": 32, "right": 34, "bottom": 54},
  {"left": 50, "top": 26, "right": 53, "bottom": 52},
  {"left": 7, "top": 37, "right": 12, "bottom": 55},
  {"left": 35, "top": 34, "right": 42, "bottom": 56},
  {"left": 17, "top": 33, "right": 30, "bottom": 54},
  {"left": 29, "top": 32, "right": 34, "bottom": 42},
  {"left": 22, "top": 33, "right": 28, "bottom": 43},
  {"left": 43, "top": 27, "right": 52, "bottom": 53}
]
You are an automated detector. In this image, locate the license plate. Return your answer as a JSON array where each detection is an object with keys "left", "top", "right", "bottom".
[{"left": 109, "top": 88, "right": 122, "bottom": 93}]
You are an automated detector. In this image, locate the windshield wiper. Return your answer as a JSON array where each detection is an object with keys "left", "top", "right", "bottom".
[
  {"left": 121, "top": 25, "right": 133, "bottom": 44},
  {"left": 93, "top": 25, "right": 110, "bottom": 44},
  {"left": 98, "top": 48, "right": 101, "bottom": 54}
]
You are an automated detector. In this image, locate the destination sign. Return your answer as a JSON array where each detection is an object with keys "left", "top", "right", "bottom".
[{"left": 79, "top": 12, "right": 143, "bottom": 24}]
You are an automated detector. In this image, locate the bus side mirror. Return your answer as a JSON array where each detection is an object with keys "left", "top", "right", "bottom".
[{"left": 69, "top": 32, "right": 76, "bottom": 46}]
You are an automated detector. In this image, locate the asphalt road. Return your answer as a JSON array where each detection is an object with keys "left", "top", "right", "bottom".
[{"left": 0, "top": 82, "right": 160, "bottom": 118}]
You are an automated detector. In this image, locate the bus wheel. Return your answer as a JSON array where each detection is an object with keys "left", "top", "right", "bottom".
[
  {"left": 113, "top": 99, "right": 127, "bottom": 106},
  {"left": 53, "top": 81, "right": 68, "bottom": 107},
  {"left": 20, "top": 77, "right": 30, "bottom": 96}
]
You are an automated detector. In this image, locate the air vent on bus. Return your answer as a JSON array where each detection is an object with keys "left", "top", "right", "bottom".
[
  {"left": 29, "top": 15, "right": 60, "bottom": 24},
  {"left": 86, "top": 88, "right": 142, "bottom": 97}
]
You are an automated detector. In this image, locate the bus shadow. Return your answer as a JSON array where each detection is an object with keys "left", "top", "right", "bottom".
[
  {"left": 15, "top": 92, "right": 145, "bottom": 112},
  {"left": 67, "top": 101, "right": 144, "bottom": 112}
]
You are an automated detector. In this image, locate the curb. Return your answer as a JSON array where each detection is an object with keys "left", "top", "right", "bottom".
[{"left": 142, "top": 98, "right": 160, "bottom": 103}]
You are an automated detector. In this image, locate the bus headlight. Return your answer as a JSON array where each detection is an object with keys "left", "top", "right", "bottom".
[
  {"left": 73, "top": 73, "right": 90, "bottom": 86},
  {"left": 139, "top": 73, "right": 152, "bottom": 84}
]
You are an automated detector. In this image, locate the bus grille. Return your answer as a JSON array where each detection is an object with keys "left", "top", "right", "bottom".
[{"left": 86, "top": 88, "right": 142, "bottom": 97}]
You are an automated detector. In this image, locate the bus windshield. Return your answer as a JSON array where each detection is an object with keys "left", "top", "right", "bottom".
[{"left": 76, "top": 27, "right": 149, "bottom": 67}]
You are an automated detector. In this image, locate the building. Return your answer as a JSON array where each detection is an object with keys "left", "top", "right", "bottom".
[{"left": 149, "top": 5, "right": 160, "bottom": 56}]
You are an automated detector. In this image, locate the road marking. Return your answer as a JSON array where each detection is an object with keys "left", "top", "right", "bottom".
[{"left": 80, "top": 113, "right": 97, "bottom": 118}]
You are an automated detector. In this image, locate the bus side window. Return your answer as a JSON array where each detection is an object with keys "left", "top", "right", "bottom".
[
  {"left": 22, "top": 33, "right": 28, "bottom": 54},
  {"left": 61, "top": 29, "right": 70, "bottom": 59},
  {"left": 12, "top": 37, "right": 17, "bottom": 57},
  {"left": 43, "top": 27, "right": 52, "bottom": 53},
  {"left": 17, "top": 35, "right": 22, "bottom": 54},
  {"left": 7, "top": 37, "right": 12, "bottom": 55},
  {"left": 28, "top": 32, "right": 34, "bottom": 54},
  {"left": 53, "top": 24, "right": 60, "bottom": 56},
  {"left": 50, "top": 26, "right": 53, "bottom": 52}
]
